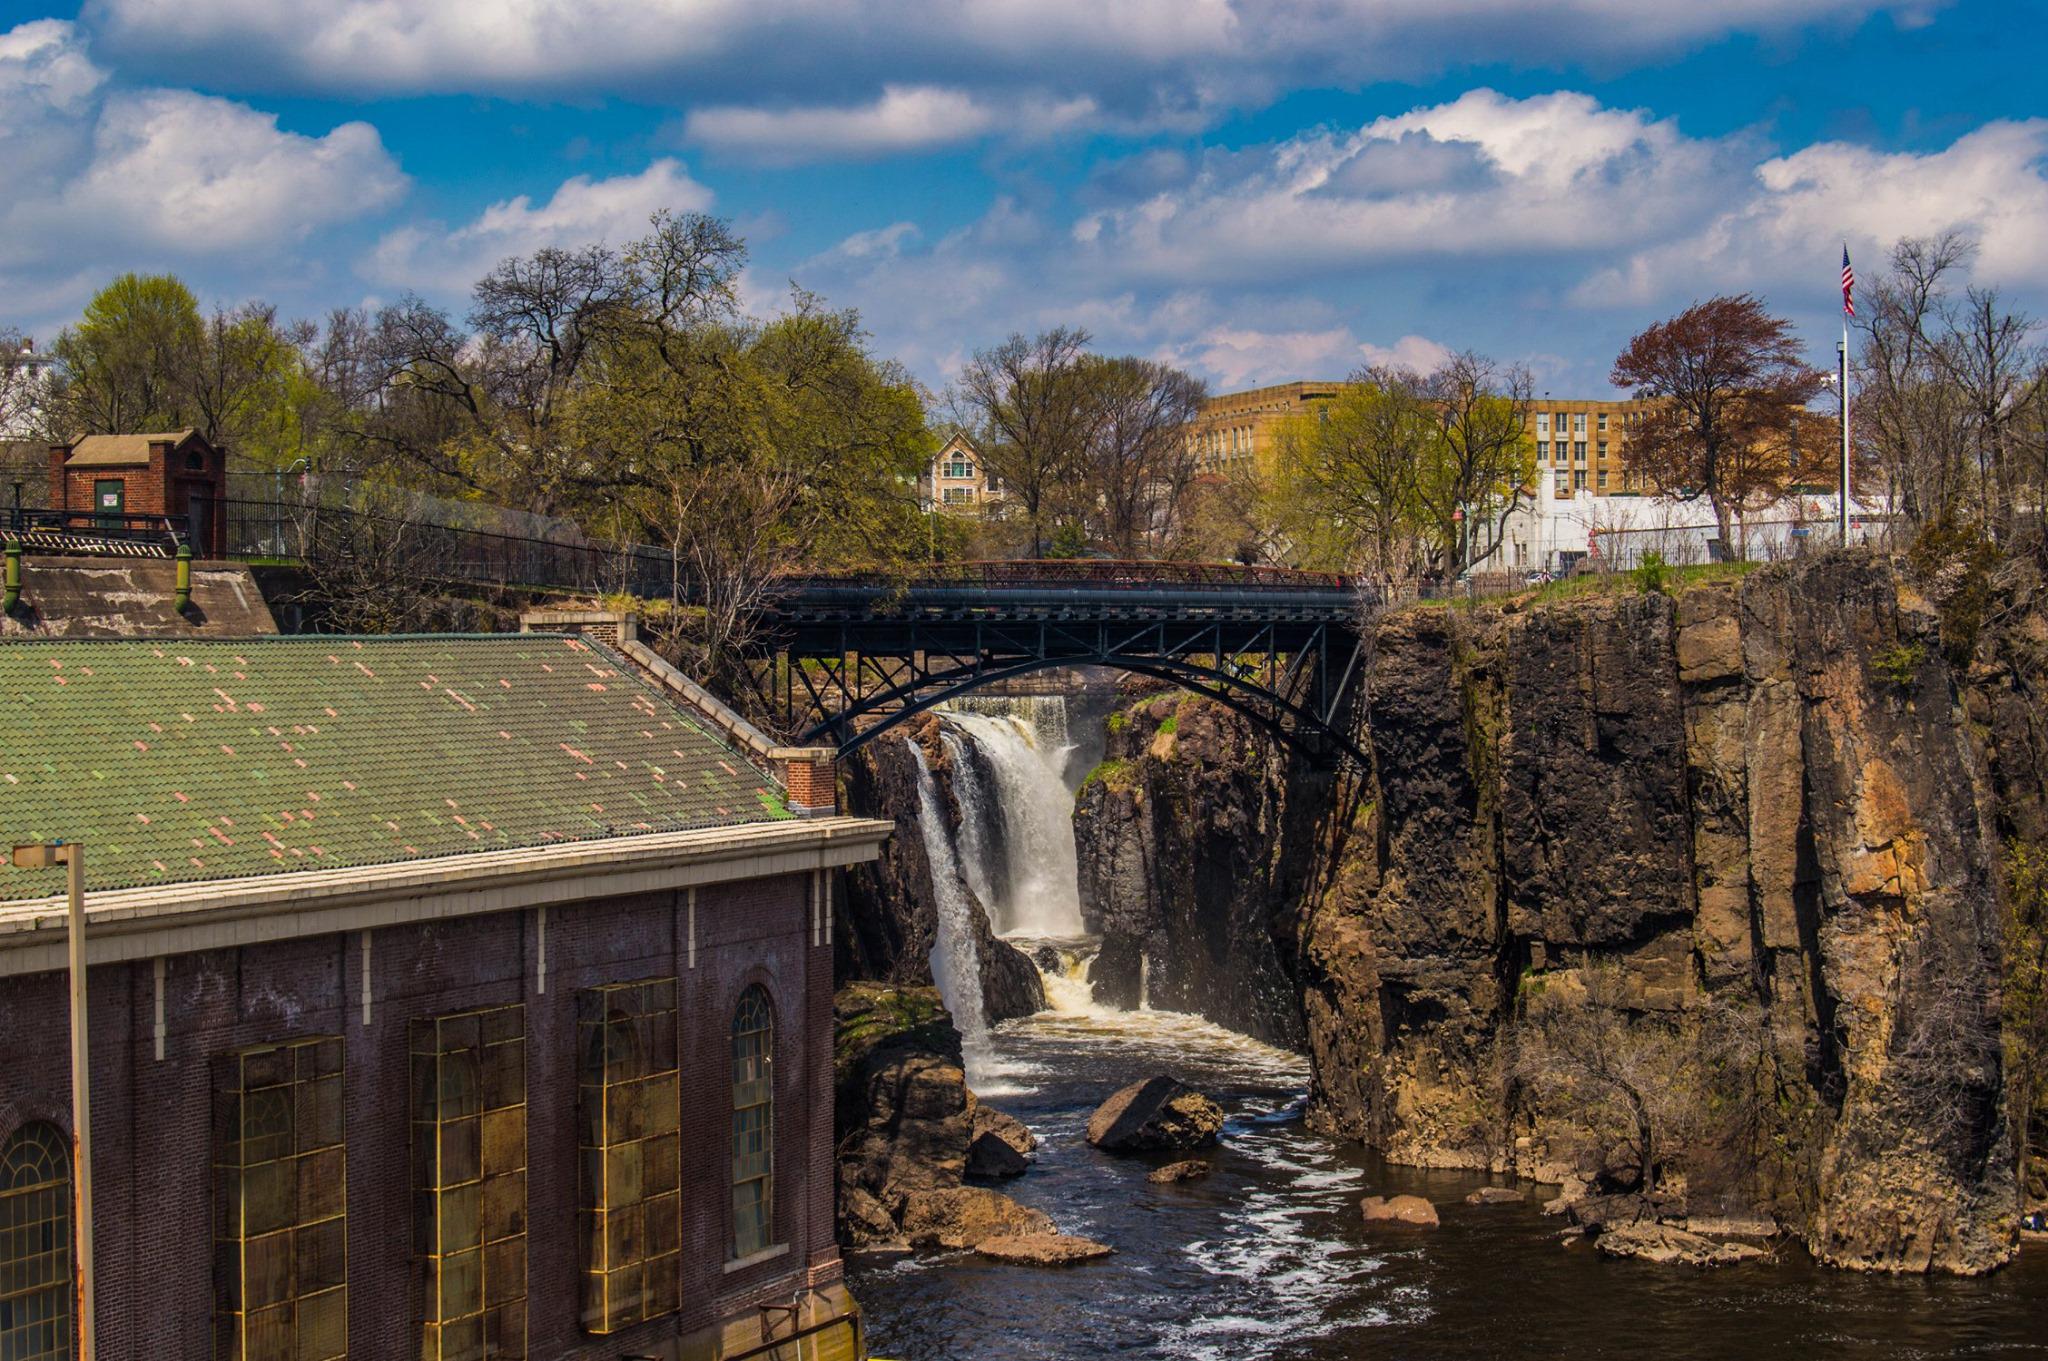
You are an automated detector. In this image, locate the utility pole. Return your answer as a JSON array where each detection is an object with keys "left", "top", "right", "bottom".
[{"left": 10, "top": 840, "right": 94, "bottom": 1361}]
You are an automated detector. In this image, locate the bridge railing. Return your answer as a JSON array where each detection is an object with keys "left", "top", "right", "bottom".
[{"left": 774, "top": 559, "right": 1356, "bottom": 593}]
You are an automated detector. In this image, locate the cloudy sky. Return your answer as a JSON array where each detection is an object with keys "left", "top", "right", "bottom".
[{"left": 1, "top": 0, "right": 2042, "bottom": 396}]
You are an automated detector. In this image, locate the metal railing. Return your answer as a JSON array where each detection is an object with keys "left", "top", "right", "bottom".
[
  {"left": 4, "top": 507, "right": 187, "bottom": 557},
  {"left": 778, "top": 559, "right": 1356, "bottom": 594},
  {"left": 719, "top": 1310, "right": 863, "bottom": 1360},
  {"left": 219, "top": 496, "right": 678, "bottom": 597}
]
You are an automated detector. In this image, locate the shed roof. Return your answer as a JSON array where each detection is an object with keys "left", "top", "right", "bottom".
[
  {"left": 63, "top": 430, "right": 204, "bottom": 467},
  {"left": 0, "top": 634, "right": 790, "bottom": 901}
]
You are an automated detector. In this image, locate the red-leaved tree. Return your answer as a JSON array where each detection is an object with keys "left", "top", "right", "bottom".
[{"left": 1612, "top": 295, "right": 1823, "bottom": 556}]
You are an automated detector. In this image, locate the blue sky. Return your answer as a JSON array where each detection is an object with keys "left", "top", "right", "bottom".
[{"left": 1, "top": 0, "right": 2042, "bottom": 398}]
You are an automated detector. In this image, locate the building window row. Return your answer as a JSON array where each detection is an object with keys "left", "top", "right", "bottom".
[{"left": 0, "top": 978, "right": 781, "bottom": 1361}]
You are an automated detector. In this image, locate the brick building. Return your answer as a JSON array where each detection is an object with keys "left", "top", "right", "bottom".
[
  {"left": 0, "top": 631, "right": 888, "bottom": 1360},
  {"left": 1189, "top": 381, "right": 1657, "bottom": 499},
  {"left": 46, "top": 430, "right": 228, "bottom": 556},
  {"left": 1186, "top": 381, "right": 1345, "bottom": 476}
]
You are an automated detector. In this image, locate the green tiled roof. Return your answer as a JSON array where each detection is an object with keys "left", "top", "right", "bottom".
[{"left": 0, "top": 634, "right": 790, "bottom": 902}]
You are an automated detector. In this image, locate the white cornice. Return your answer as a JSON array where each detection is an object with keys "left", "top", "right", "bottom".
[{"left": 0, "top": 818, "right": 891, "bottom": 977}]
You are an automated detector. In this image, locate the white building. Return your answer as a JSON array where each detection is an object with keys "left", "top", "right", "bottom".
[
  {"left": 1495, "top": 488, "right": 1888, "bottom": 574},
  {"left": 1, "top": 338, "right": 55, "bottom": 439}
]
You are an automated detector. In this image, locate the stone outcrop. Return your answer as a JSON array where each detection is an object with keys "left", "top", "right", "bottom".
[
  {"left": 1071, "top": 555, "right": 2039, "bottom": 1277},
  {"left": 839, "top": 720, "right": 1044, "bottom": 1021},
  {"left": 899, "top": 1186, "right": 1054, "bottom": 1249},
  {"left": 1074, "top": 692, "right": 1326, "bottom": 1044},
  {"left": 833, "top": 984, "right": 974, "bottom": 1244},
  {"left": 833, "top": 982, "right": 1055, "bottom": 1254},
  {"left": 1085, "top": 1076, "right": 1224, "bottom": 1152},
  {"left": 1595, "top": 1223, "right": 1766, "bottom": 1267},
  {"left": 1148, "top": 1159, "right": 1213, "bottom": 1185},
  {"left": 1360, "top": 1194, "right": 1439, "bottom": 1227}
]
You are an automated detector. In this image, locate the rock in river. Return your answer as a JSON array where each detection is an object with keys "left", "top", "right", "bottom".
[
  {"left": 974, "top": 1232, "right": 1114, "bottom": 1266},
  {"left": 1085, "top": 1076, "right": 1223, "bottom": 1152},
  {"left": 1466, "top": 1187, "right": 1527, "bottom": 1206},
  {"left": 965, "top": 1094, "right": 1038, "bottom": 1179},
  {"left": 1360, "top": 1195, "right": 1439, "bottom": 1227},
  {"left": 1595, "top": 1223, "right": 1766, "bottom": 1267},
  {"left": 1148, "top": 1159, "right": 1213, "bottom": 1185}
]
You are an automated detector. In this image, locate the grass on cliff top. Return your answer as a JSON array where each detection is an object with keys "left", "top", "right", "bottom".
[
  {"left": 834, "top": 982, "right": 951, "bottom": 1071},
  {"left": 1409, "top": 560, "right": 1758, "bottom": 612}
]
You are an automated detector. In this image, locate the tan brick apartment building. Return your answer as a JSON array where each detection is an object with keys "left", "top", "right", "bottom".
[
  {"left": 1190, "top": 382, "right": 1652, "bottom": 500},
  {"left": 0, "top": 629, "right": 887, "bottom": 1361}
]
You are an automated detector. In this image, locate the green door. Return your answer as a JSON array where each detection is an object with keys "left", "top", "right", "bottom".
[{"left": 94, "top": 478, "right": 125, "bottom": 529}]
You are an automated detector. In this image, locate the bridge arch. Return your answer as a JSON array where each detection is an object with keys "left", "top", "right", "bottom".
[{"left": 795, "top": 651, "right": 1366, "bottom": 766}]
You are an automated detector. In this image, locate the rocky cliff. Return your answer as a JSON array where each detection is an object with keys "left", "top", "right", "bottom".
[
  {"left": 1074, "top": 555, "right": 2043, "bottom": 1276},
  {"left": 837, "top": 717, "right": 1044, "bottom": 1021},
  {"left": 1072, "top": 691, "right": 1329, "bottom": 1045}
]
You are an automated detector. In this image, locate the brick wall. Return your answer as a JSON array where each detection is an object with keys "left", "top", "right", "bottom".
[{"left": 0, "top": 869, "right": 848, "bottom": 1360}]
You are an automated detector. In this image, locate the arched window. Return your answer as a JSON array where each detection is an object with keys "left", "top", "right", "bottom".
[
  {"left": 730, "top": 986, "right": 774, "bottom": 1260},
  {"left": 0, "top": 1123, "right": 73, "bottom": 1361}
]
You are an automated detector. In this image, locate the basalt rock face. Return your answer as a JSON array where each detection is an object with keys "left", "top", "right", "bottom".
[
  {"left": 1073, "top": 693, "right": 1326, "bottom": 1046},
  {"left": 1295, "top": 557, "right": 2024, "bottom": 1275},
  {"left": 837, "top": 719, "right": 1044, "bottom": 1022},
  {"left": 1077, "top": 556, "right": 2035, "bottom": 1276}
]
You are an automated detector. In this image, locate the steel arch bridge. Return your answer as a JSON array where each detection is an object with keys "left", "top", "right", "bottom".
[{"left": 747, "top": 561, "right": 1371, "bottom": 765}]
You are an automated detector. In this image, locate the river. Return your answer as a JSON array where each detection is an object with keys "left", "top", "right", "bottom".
[
  {"left": 855, "top": 699, "right": 2048, "bottom": 1360},
  {"left": 849, "top": 988, "right": 2048, "bottom": 1360}
]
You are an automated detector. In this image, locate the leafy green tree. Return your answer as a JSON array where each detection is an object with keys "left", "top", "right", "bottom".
[
  {"left": 1263, "top": 354, "right": 1533, "bottom": 579},
  {"left": 1267, "top": 368, "right": 1431, "bottom": 576},
  {"left": 51, "top": 273, "right": 203, "bottom": 434}
]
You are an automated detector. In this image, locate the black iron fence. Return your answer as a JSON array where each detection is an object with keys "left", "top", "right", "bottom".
[{"left": 219, "top": 496, "right": 678, "bottom": 597}]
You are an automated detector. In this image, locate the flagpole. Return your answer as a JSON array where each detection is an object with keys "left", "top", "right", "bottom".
[
  {"left": 1838, "top": 243, "right": 1852, "bottom": 548},
  {"left": 1839, "top": 321, "right": 1849, "bottom": 547}
]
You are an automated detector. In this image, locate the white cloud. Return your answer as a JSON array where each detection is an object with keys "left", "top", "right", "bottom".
[
  {"left": 365, "top": 159, "right": 714, "bottom": 291},
  {"left": 0, "top": 19, "right": 406, "bottom": 313},
  {"left": 684, "top": 87, "right": 1002, "bottom": 163},
  {"left": 87, "top": 0, "right": 1929, "bottom": 136},
  {"left": 1359, "top": 334, "right": 1457, "bottom": 374},
  {"left": 1074, "top": 90, "right": 1740, "bottom": 285},
  {"left": 64, "top": 91, "right": 403, "bottom": 253},
  {"left": 1574, "top": 119, "right": 2048, "bottom": 304},
  {"left": 681, "top": 85, "right": 1115, "bottom": 163}
]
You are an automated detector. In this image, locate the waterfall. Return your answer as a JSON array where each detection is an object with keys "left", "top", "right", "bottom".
[
  {"left": 910, "top": 742, "right": 989, "bottom": 1066},
  {"left": 1039, "top": 940, "right": 1105, "bottom": 1015},
  {"left": 938, "top": 698, "right": 1084, "bottom": 939}
]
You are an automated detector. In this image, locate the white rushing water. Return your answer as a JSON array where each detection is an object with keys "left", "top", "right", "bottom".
[
  {"left": 939, "top": 697, "right": 1084, "bottom": 938},
  {"left": 910, "top": 741, "right": 990, "bottom": 1069}
]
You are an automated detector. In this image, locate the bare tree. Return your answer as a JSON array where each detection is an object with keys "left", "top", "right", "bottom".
[
  {"left": 953, "top": 328, "right": 1096, "bottom": 557},
  {"left": 1613, "top": 295, "right": 1823, "bottom": 557},
  {"left": 285, "top": 490, "right": 461, "bottom": 633},
  {"left": 1419, "top": 352, "right": 1537, "bottom": 577},
  {"left": 1512, "top": 963, "right": 1750, "bottom": 1194},
  {"left": 1079, "top": 355, "right": 1206, "bottom": 555}
]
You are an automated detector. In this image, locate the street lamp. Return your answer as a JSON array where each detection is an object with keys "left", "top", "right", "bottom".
[{"left": 9, "top": 841, "right": 93, "bottom": 1361}]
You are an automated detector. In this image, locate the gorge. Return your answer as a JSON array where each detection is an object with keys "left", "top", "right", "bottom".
[{"left": 832, "top": 554, "right": 2048, "bottom": 1358}]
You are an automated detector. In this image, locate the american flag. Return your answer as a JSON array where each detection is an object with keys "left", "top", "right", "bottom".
[{"left": 1841, "top": 246, "right": 1855, "bottom": 318}]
